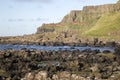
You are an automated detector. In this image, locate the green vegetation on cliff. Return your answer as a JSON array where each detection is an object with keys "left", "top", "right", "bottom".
[
  {"left": 36, "top": 1, "right": 120, "bottom": 41},
  {"left": 83, "top": 12, "right": 120, "bottom": 37}
]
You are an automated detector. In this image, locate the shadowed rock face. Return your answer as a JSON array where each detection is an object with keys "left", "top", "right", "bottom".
[
  {"left": 36, "top": 27, "right": 55, "bottom": 34},
  {"left": 61, "top": 10, "right": 82, "bottom": 23}
]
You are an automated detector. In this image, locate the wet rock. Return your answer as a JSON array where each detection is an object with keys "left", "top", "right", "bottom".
[
  {"left": 82, "top": 48, "right": 92, "bottom": 53},
  {"left": 4, "top": 52, "right": 12, "bottom": 58},
  {"left": 103, "top": 50, "right": 111, "bottom": 53},
  {"left": 106, "top": 41, "right": 116, "bottom": 47},
  {"left": 115, "top": 45, "right": 120, "bottom": 55}
]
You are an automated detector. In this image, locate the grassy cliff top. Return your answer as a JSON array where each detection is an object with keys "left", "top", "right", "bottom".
[
  {"left": 83, "top": 12, "right": 120, "bottom": 39},
  {"left": 36, "top": 1, "right": 120, "bottom": 41}
]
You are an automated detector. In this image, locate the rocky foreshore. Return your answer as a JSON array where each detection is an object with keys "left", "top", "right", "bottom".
[
  {"left": 0, "top": 36, "right": 118, "bottom": 48},
  {"left": 0, "top": 45, "right": 120, "bottom": 80}
]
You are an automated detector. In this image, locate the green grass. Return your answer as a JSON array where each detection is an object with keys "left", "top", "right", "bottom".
[{"left": 83, "top": 12, "right": 120, "bottom": 37}]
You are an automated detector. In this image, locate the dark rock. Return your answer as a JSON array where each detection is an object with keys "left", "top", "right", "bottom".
[{"left": 103, "top": 50, "right": 111, "bottom": 53}]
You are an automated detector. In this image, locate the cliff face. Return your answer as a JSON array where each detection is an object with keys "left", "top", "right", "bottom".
[
  {"left": 37, "top": 1, "right": 120, "bottom": 36},
  {"left": 61, "top": 10, "right": 82, "bottom": 23},
  {"left": 61, "top": 3, "right": 120, "bottom": 24}
]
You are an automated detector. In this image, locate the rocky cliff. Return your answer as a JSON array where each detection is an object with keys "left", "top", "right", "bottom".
[
  {"left": 61, "top": 2, "right": 120, "bottom": 25},
  {"left": 36, "top": 1, "right": 120, "bottom": 40}
]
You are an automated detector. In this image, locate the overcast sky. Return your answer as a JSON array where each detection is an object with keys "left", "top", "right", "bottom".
[{"left": 0, "top": 0, "right": 118, "bottom": 36}]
